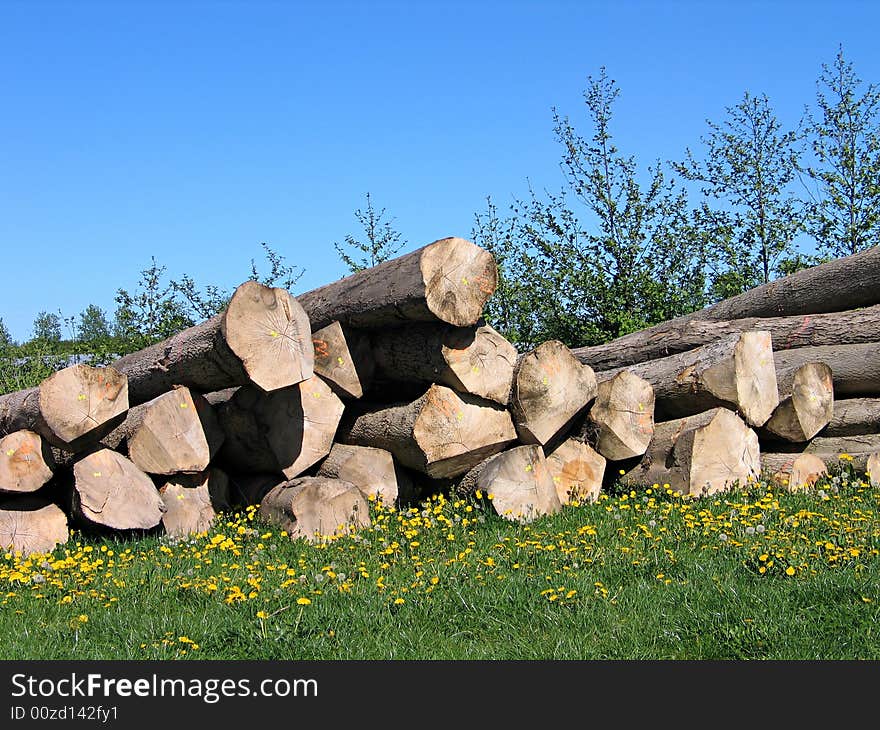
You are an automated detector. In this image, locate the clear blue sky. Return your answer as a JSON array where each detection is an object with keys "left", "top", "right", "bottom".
[{"left": 2, "top": 0, "right": 879, "bottom": 342}]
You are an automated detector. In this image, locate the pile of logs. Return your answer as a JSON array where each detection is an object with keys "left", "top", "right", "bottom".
[{"left": 1, "top": 237, "right": 878, "bottom": 556}]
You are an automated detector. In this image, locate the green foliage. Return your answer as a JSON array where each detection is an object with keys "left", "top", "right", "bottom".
[
  {"left": 673, "top": 91, "right": 804, "bottom": 294},
  {"left": 31, "top": 311, "right": 62, "bottom": 345},
  {"left": 0, "top": 318, "right": 13, "bottom": 350},
  {"left": 334, "top": 192, "right": 406, "bottom": 274},
  {"left": 800, "top": 46, "right": 880, "bottom": 258},
  {"left": 77, "top": 304, "right": 112, "bottom": 343},
  {"left": 475, "top": 68, "right": 710, "bottom": 349}
]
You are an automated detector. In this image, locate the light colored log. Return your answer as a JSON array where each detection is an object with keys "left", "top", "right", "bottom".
[
  {"left": 316, "top": 443, "right": 414, "bottom": 506},
  {"left": 0, "top": 498, "right": 68, "bottom": 556},
  {"left": 761, "top": 452, "right": 828, "bottom": 491},
  {"left": 0, "top": 430, "right": 55, "bottom": 494},
  {"left": 311, "top": 320, "right": 374, "bottom": 400},
  {"left": 585, "top": 370, "right": 655, "bottom": 460},
  {"left": 159, "top": 469, "right": 232, "bottom": 537},
  {"left": 763, "top": 363, "right": 834, "bottom": 443},
  {"left": 545, "top": 438, "right": 605, "bottom": 505}
]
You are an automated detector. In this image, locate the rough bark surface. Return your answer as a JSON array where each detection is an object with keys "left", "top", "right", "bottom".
[
  {"left": 0, "top": 365, "right": 128, "bottom": 450},
  {"left": 0, "top": 499, "right": 69, "bottom": 556},
  {"left": 545, "top": 438, "right": 605, "bottom": 505},
  {"left": 311, "top": 320, "right": 374, "bottom": 400},
  {"left": 821, "top": 397, "right": 880, "bottom": 437},
  {"left": 112, "top": 280, "right": 313, "bottom": 405},
  {"left": 771, "top": 343, "right": 880, "bottom": 397},
  {"left": 297, "top": 237, "right": 498, "bottom": 331},
  {"left": 70, "top": 449, "right": 166, "bottom": 531},
  {"left": 455, "top": 444, "right": 562, "bottom": 523},
  {"left": 370, "top": 321, "right": 517, "bottom": 405},
  {"left": 584, "top": 370, "right": 655, "bottom": 460},
  {"left": 336, "top": 384, "right": 517, "bottom": 479},
  {"left": 511, "top": 340, "right": 598, "bottom": 447},
  {"left": 763, "top": 363, "right": 834, "bottom": 443},
  {"left": 158, "top": 469, "right": 232, "bottom": 537},
  {"left": 597, "top": 331, "right": 778, "bottom": 428},
  {"left": 0, "top": 430, "right": 55, "bottom": 494},
  {"left": 258, "top": 476, "right": 371, "bottom": 542},
  {"left": 573, "top": 303, "right": 880, "bottom": 371}
]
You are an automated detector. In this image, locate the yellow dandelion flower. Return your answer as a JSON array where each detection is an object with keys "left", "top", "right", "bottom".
[
  {"left": 297, "top": 597, "right": 312, "bottom": 605},
  {"left": 394, "top": 597, "right": 405, "bottom": 605},
  {"left": 785, "top": 566, "right": 795, "bottom": 576},
  {"left": 256, "top": 610, "right": 269, "bottom": 620}
]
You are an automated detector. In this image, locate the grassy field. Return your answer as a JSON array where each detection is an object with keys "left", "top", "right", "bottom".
[{"left": 2, "top": 461, "right": 879, "bottom": 661}]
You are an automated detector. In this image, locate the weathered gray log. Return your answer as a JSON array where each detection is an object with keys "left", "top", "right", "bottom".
[
  {"left": 454, "top": 444, "right": 562, "bottom": 523},
  {"left": 545, "top": 438, "right": 605, "bottom": 505},
  {"left": 336, "top": 383, "right": 517, "bottom": 479},
  {"left": 258, "top": 476, "right": 371, "bottom": 542},
  {"left": 583, "top": 370, "right": 655, "bottom": 460},
  {"left": 70, "top": 449, "right": 166, "bottom": 531},
  {"left": 0, "top": 497, "right": 69, "bottom": 556},
  {"left": 311, "top": 320, "right": 374, "bottom": 400},
  {"left": 0, "top": 364, "right": 128, "bottom": 451},
  {"left": 370, "top": 321, "right": 518, "bottom": 405},
  {"left": 765, "top": 433, "right": 880, "bottom": 473},
  {"left": 0, "top": 430, "right": 55, "bottom": 494},
  {"left": 159, "top": 469, "right": 232, "bottom": 537},
  {"left": 112, "top": 279, "right": 313, "bottom": 406},
  {"left": 761, "top": 452, "right": 829, "bottom": 491},
  {"left": 821, "top": 398, "right": 880, "bottom": 437},
  {"left": 762, "top": 363, "right": 834, "bottom": 443},
  {"left": 573, "top": 303, "right": 880, "bottom": 371},
  {"left": 621, "top": 408, "right": 761, "bottom": 496},
  {"left": 510, "top": 340, "right": 598, "bottom": 447},
  {"left": 772, "top": 343, "right": 880, "bottom": 397},
  {"left": 297, "top": 237, "right": 497, "bottom": 331},
  {"left": 316, "top": 443, "right": 415, "bottom": 506},
  {"left": 596, "top": 331, "right": 779, "bottom": 428},
  {"left": 211, "top": 376, "right": 345, "bottom": 479}
]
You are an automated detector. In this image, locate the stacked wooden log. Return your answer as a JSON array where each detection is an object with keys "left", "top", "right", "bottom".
[
  {"left": 3, "top": 238, "right": 878, "bottom": 557},
  {"left": 573, "top": 244, "right": 880, "bottom": 493}
]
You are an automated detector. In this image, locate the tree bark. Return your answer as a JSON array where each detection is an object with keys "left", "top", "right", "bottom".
[
  {"left": 258, "top": 476, "right": 371, "bottom": 542},
  {"left": 583, "top": 370, "right": 655, "bottom": 460},
  {"left": 0, "top": 364, "right": 128, "bottom": 451},
  {"left": 311, "top": 320, "right": 374, "bottom": 400},
  {"left": 772, "top": 343, "right": 880, "bottom": 397},
  {"left": 211, "top": 376, "right": 345, "bottom": 480},
  {"left": 316, "top": 443, "right": 415, "bottom": 506},
  {"left": 596, "top": 331, "right": 779, "bottom": 428},
  {"left": 620, "top": 408, "right": 761, "bottom": 497},
  {"left": 296, "top": 237, "right": 497, "bottom": 331},
  {"left": 0, "top": 430, "right": 55, "bottom": 494},
  {"left": 158, "top": 469, "right": 232, "bottom": 537},
  {"left": 370, "top": 321, "right": 518, "bottom": 405},
  {"left": 454, "top": 444, "right": 562, "bottom": 523},
  {"left": 69, "top": 449, "right": 166, "bottom": 532},
  {"left": 545, "top": 438, "right": 605, "bottom": 505},
  {"left": 762, "top": 363, "right": 834, "bottom": 443},
  {"left": 760, "top": 452, "right": 828, "bottom": 491},
  {"left": 112, "top": 279, "right": 313, "bottom": 406},
  {"left": 821, "top": 397, "right": 880, "bottom": 437},
  {"left": 0, "top": 497, "right": 68, "bottom": 556},
  {"left": 573, "top": 303, "right": 880, "bottom": 371},
  {"left": 336, "top": 383, "right": 517, "bottom": 479},
  {"left": 510, "top": 340, "right": 598, "bottom": 447}
]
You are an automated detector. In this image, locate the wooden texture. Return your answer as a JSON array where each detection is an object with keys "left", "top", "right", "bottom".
[
  {"left": 596, "top": 331, "right": 779, "bottom": 428},
  {"left": 0, "top": 498, "right": 68, "bottom": 556},
  {"left": 545, "top": 438, "right": 605, "bottom": 505},
  {"left": 771, "top": 343, "right": 880, "bottom": 397},
  {"left": 761, "top": 452, "right": 828, "bottom": 491},
  {"left": 0, "top": 430, "right": 55, "bottom": 494},
  {"left": 311, "top": 320, "right": 374, "bottom": 400},
  {"left": 112, "top": 279, "right": 313, "bottom": 405},
  {"left": 336, "top": 383, "right": 517, "bottom": 478},
  {"left": 316, "top": 443, "right": 414, "bottom": 506},
  {"left": 159, "top": 469, "right": 232, "bottom": 537},
  {"left": 821, "top": 397, "right": 880, "bottom": 437},
  {"left": 297, "top": 237, "right": 497, "bottom": 331},
  {"left": 762, "top": 363, "right": 834, "bottom": 443},
  {"left": 584, "top": 370, "right": 655, "bottom": 460}
]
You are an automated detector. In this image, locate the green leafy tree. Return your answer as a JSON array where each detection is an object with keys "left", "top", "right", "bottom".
[
  {"left": 334, "top": 192, "right": 406, "bottom": 274},
  {"left": 77, "top": 304, "right": 112, "bottom": 343},
  {"left": 673, "top": 91, "right": 804, "bottom": 296},
  {"left": 0, "top": 318, "right": 12, "bottom": 350},
  {"left": 800, "top": 46, "right": 880, "bottom": 258},
  {"left": 31, "top": 311, "right": 62, "bottom": 344},
  {"left": 477, "top": 68, "right": 709, "bottom": 349}
]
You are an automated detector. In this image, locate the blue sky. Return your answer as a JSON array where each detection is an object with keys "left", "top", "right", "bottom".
[{"left": 2, "top": 0, "right": 879, "bottom": 342}]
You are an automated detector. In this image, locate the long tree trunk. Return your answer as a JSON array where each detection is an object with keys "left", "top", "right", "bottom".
[
  {"left": 0, "top": 364, "right": 128, "bottom": 451},
  {"left": 370, "top": 321, "right": 518, "bottom": 405},
  {"left": 336, "top": 384, "right": 516, "bottom": 479},
  {"left": 0, "top": 430, "right": 56, "bottom": 494},
  {"left": 821, "top": 397, "right": 880, "bottom": 437},
  {"left": 297, "top": 237, "right": 498, "bottom": 331},
  {"left": 772, "top": 343, "right": 880, "bottom": 397},
  {"left": 596, "top": 331, "right": 779, "bottom": 428},
  {"left": 621, "top": 408, "right": 761, "bottom": 497},
  {"left": 510, "top": 340, "right": 598, "bottom": 447},
  {"left": 112, "top": 279, "right": 313, "bottom": 406},
  {"left": 573, "top": 303, "right": 880, "bottom": 371}
]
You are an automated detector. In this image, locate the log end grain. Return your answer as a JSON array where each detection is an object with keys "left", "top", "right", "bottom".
[{"left": 420, "top": 237, "right": 498, "bottom": 327}]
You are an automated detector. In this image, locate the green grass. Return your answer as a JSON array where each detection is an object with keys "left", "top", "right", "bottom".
[{"left": 2, "top": 463, "right": 880, "bottom": 660}]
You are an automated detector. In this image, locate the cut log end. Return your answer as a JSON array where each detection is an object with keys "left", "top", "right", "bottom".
[
  {"left": 312, "top": 321, "right": 374, "bottom": 399},
  {"left": 440, "top": 323, "right": 518, "bottom": 405},
  {"left": 868, "top": 453, "right": 879, "bottom": 487},
  {"left": 764, "top": 362, "right": 834, "bottom": 442},
  {"left": 0, "top": 430, "right": 55, "bottom": 494},
  {"left": 545, "top": 438, "right": 605, "bottom": 505},
  {"left": 316, "top": 443, "right": 410, "bottom": 506},
  {"left": 588, "top": 370, "right": 655, "bottom": 460},
  {"left": 159, "top": 470, "right": 232, "bottom": 537},
  {"left": 728, "top": 330, "right": 779, "bottom": 426},
  {"left": 39, "top": 364, "right": 129, "bottom": 448},
  {"left": 222, "top": 280, "right": 315, "bottom": 392},
  {"left": 762, "top": 452, "right": 828, "bottom": 491},
  {"left": 0, "top": 500, "right": 69, "bottom": 556},
  {"left": 421, "top": 237, "right": 498, "bottom": 327}
]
